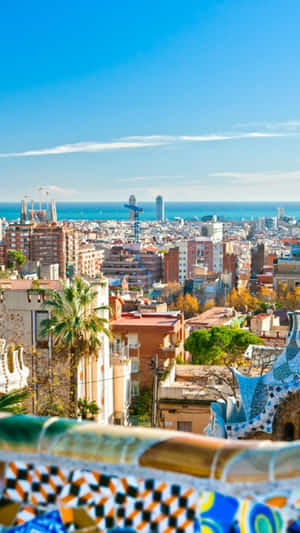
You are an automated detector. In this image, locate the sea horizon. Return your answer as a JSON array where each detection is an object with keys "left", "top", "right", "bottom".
[{"left": 1, "top": 201, "right": 300, "bottom": 222}]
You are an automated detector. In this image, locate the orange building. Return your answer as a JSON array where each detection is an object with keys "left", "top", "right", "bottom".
[
  {"left": 110, "top": 302, "right": 189, "bottom": 393},
  {"left": 164, "top": 247, "right": 179, "bottom": 283}
]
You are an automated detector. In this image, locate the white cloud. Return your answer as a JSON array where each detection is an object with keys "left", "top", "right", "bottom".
[
  {"left": 0, "top": 140, "right": 162, "bottom": 158},
  {"left": 121, "top": 132, "right": 294, "bottom": 143},
  {"left": 0, "top": 128, "right": 296, "bottom": 159}
]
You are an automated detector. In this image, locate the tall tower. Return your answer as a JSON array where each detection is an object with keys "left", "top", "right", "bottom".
[
  {"left": 277, "top": 207, "right": 284, "bottom": 219},
  {"left": 128, "top": 195, "right": 136, "bottom": 221},
  {"left": 50, "top": 199, "right": 57, "bottom": 223},
  {"left": 156, "top": 195, "right": 164, "bottom": 222},
  {"left": 20, "top": 199, "right": 27, "bottom": 223}
]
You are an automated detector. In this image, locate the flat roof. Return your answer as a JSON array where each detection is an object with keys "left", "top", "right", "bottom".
[
  {"left": 0, "top": 280, "right": 61, "bottom": 291},
  {"left": 111, "top": 313, "right": 180, "bottom": 329},
  {"left": 186, "top": 306, "right": 234, "bottom": 328}
]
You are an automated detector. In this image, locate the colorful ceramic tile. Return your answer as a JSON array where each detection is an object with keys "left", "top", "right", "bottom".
[{"left": 8, "top": 510, "right": 66, "bottom": 533}]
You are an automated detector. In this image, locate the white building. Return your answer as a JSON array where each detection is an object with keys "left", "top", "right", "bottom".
[
  {"left": 200, "top": 222, "right": 223, "bottom": 242},
  {"left": 78, "top": 245, "right": 103, "bottom": 278},
  {"left": 213, "top": 242, "right": 223, "bottom": 273},
  {"left": 277, "top": 207, "right": 284, "bottom": 219},
  {"left": 177, "top": 241, "right": 188, "bottom": 285},
  {"left": 78, "top": 278, "right": 114, "bottom": 424}
]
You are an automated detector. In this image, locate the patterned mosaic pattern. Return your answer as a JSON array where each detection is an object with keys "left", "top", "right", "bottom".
[
  {"left": 208, "top": 311, "right": 300, "bottom": 439},
  {"left": 9, "top": 510, "right": 67, "bottom": 533},
  {"left": 199, "top": 491, "right": 283, "bottom": 533},
  {"left": 3, "top": 461, "right": 198, "bottom": 532},
  {"left": 226, "top": 378, "right": 300, "bottom": 439}
]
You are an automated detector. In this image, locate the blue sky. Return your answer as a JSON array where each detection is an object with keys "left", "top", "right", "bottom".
[{"left": 1, "top": 0, "right": 300, "bottom": 202}]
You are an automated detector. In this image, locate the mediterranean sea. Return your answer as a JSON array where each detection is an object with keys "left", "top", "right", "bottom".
[{"left": 1, "top": 202, "right": 300, "bottom": 222}]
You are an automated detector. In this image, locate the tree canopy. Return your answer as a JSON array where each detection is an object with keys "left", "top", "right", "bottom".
[
  {"left": 184, "top": 326, "right": 264, "bottom": 365},
  {"left": 171, "top": 293, "right": 199, "bottom": 318},
  {"left": 7, "top": 249, "right": 26, "bottom": 270}
]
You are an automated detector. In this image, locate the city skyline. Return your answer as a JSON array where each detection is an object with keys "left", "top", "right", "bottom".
[{"left": 1, "top": 2, "right": 300, "bottom": 201}]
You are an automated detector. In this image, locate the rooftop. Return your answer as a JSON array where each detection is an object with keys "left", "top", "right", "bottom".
[
  {"left": 186, "top": 306, "right": 235, "bottom": 329},
  {"left": 111, "top": 311, "right": 181, "bottom": 329},
  {"left": 0, "top": 280, "right": 61, "bottom": 291}
]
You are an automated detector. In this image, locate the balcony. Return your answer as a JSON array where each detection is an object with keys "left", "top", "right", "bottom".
[
  {"left": 110, "top": 342, "right": 128, "bottom": 359},
  {"left": 159, "top": 341, "right": 183, "bottom": 358},
  {"left": 128, "top": 343, "right": 140, "bottom": 357}
]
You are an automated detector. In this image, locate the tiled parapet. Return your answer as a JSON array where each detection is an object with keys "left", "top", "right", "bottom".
[
  {"left": 0, "top": 414, "right": 298, "bottom": 531},
  {"left": 0, "top": 413, "right": 299, "bottom": 485}
]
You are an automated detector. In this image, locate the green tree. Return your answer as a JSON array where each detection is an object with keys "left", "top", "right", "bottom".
[
  {"left": 40, "top": 278, "right": 110, "bottom": 418},
  {"left": 7, "top": 250, "right": 26, "bottom": 271},
  {"left": 0, "top": 389, "right": 28, "bottom": 414},
  {"left": 131, "top": 389, "right": 152, "bottom": 426},
  {"left": 184, "top": 326, "right": 264, "bottom": 365},
  {"left": 78, "top": 398, "right": 100, "bottom": 420}
]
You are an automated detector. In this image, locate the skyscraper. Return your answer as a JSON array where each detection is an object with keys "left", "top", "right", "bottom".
[
  {"left": 50, "top": 199, "right": 57, "bottom": 223},
  {"left": 128, "top": 194, "right": 136, "bottom": 221},
  {"left": 277, "top": 207, "right": 284, "bottom": 219},
  {"left": 20, "top": 199, "right": 28, "bottom": 224},
  {"left": 156, "top": 195, "right": 164, "bottom": 221}
]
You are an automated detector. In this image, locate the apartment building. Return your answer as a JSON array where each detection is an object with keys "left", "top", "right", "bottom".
[
  {"left": 164, "top": 247, "right": 179, "bottom": 283},
  {"left": 273, "top": 245, "right": 300, "bottom": 291},
  {"left": 78, "top": 244, "right": 103, "bottom": 278},
  {"left": 5, "top": 222, "right": 34, "bottom": 260},
  {"left": 165, "top": 237, "right": 223, "bottom": 285},
  {"left": 5, "top": 222, "right": 81, "bottom": 280},
  {"left": 110, "top": 302, "right": 188, "bottom": 393},
  {"left": 102, "top": 246, "right": 162, "bottom": 290}
]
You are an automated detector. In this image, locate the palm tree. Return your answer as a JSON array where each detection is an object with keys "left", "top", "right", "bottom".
[
  {"left": 0, "top": 389, "right": 28, "bottom": 414},
  {"left": 40, "top": 278, "right": 110, "bottom": 418}
]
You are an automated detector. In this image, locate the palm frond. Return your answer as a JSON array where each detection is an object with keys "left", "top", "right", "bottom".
[{"left": 0, "top": 389, "right": 28, "bottom": 414}]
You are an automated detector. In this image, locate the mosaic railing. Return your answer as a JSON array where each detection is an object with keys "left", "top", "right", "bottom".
[{"left": 0, "top": 413, "right": 299, "bottom": 532}]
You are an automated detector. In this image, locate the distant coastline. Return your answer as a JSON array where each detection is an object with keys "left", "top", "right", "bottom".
[{"left": 0, "top": 201, "right": 299, "bottom": 222}]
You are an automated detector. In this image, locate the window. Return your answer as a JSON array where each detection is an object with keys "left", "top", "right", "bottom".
[
  {"left": 177, "top": 421, "right": 192, "bottom": 432},
  {"left": 131, "top": 381, "right": 140, "bottom": 398},
  {"left": 131, "top": 357, "right": 139, "bottom": 373},
  {"left": 35, "top": 311, "right": 49, "bottom": 348}
]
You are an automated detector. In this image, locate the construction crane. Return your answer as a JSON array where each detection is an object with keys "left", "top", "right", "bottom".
[
  {"left": 124, "top": 203, "right": 143, "bottom": 243},
  {"left": 36, "top": 187, "right": 44, "bottom": 211}
]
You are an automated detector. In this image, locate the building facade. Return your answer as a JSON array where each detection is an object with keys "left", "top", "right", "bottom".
[
  {"left": 273, "top": 245, "right": 300, "bottom": 291},
  {"left": 164, "top": 247, "right": 179, "bottom": 283},
  {"left": 110, "top": 307, "right": 188, "bottom": 392}
]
